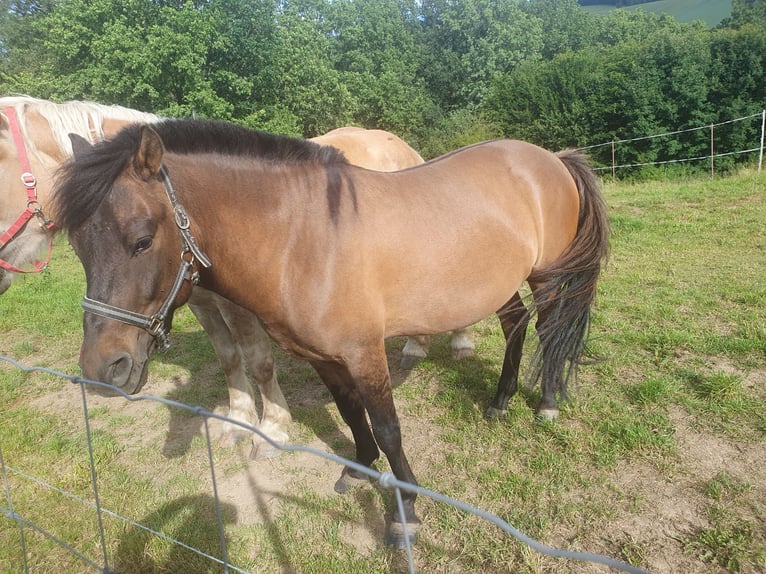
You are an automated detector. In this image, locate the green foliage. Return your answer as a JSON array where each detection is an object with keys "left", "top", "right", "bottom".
[{"left": 0, "top": 0, "right": 761, "bottom": 176}]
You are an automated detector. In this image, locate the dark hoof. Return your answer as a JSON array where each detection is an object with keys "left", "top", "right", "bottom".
[
  {"left": 399, "top": 354, "right": 422, "bottom": 370},
  {"left": 384, "top": 521, "right": 420, "bottom": 549},
  {"left": 484, "top": 406, "right": 507, "bottom": 420},
  {"left": 534, "top": 408, "right": 559, "bottom": 423},
  {"left": 334, "top": 468, "right": 369, "bottom": 494}
]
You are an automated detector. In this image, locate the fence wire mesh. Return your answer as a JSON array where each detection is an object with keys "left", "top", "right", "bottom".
[{"left": 1, "top": 355, "right": 650, "bottom": 574}]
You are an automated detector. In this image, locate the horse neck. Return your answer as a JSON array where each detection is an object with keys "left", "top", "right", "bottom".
[{"left": 165, "top": 154, "right": 329, "bottom": 314}]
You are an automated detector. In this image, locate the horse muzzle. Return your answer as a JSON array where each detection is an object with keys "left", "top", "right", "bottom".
[{"left": 79, "top": 332, "right": 152, "bottom": 395}]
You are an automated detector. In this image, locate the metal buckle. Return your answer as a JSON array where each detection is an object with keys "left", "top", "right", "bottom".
[
  {"left": 147, "top": 315, "right": 166, "bottom": 337},
  {"left": 174, "top": 206, "right": 190, "bottom": 230},
  {"left": 21, "top": 172, "right": 36, "bottom": 188}
]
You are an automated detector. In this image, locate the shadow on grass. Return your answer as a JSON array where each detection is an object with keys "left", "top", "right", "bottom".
[
  {"left": 112, "top": 494, "right": 238, "bottom": 574},
  {"left": 152, "top": 328, "right": 538, "bottom": 460}
]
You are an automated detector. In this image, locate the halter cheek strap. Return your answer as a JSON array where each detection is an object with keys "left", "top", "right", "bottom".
[
  {"left": 80, "top": 166, "right": 212, "bottom": 351},
  {"left": 0, "top": 106, "right": 58, "bottom": 273}
]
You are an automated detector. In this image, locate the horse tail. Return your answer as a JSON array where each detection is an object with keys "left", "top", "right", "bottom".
[{"left": 524, "top": 149, "right": 610, "bottom": 395}]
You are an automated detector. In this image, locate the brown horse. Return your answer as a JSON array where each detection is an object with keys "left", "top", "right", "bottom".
[
  {"left": 53, "top": 119, "right": 609, "bottom": 546},
  {"left": 0, "top": 96, "right": 446, "bottom": 457}
]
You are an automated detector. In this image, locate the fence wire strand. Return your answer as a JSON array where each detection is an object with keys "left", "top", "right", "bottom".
[{"left": 0, "top": 354, "right": 650, "bottom": 574}]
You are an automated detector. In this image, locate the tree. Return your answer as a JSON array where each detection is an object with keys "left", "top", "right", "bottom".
[
  {"left": 721, "top": 0, "right": 766, "bottom": 28},
  {"left": 2, "top": 0, "right": 249, "bottom": 117},
  {"left": 521, "top": 0, "right": 597, "bottom": 59},
  {"left": 483, "top": 22, "right": 713, "bottom": 170},
  {"left": 416, "top": 0, "right": 543, "bottom": 111},
  {"left": 325, "top": 0, "right": 435, "bottom": 137},
  {"left": 269, "top": 0, "right": 356, "bottom": 136}
]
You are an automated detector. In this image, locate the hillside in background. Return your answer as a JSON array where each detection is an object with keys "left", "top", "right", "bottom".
[{"left": 581, "top": 0, "right": 732, "bottom": 27}]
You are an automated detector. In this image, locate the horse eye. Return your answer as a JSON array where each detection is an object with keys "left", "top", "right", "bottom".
[{"left": 133, "top": 236, "right": 153, "bottom": 255}]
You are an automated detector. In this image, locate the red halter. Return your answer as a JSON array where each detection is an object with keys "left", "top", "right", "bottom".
[{"left": 0, "top": 106, "right": 57, "bottom": 273}]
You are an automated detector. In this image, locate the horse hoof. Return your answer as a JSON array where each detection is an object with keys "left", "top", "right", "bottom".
[
  {"left": 451, "top": 347, "right": 474, "bottom": 360},
  {"left": 484, "top": 406, "right": 507, "bottom": 420},
  {"left": 535, "top": 408, "right": 559, "bottom": 423},
  {"left": 334, "top": 469, "right": 369, "bottom": 494},
  {"left": 218, "top": 429, "right": 252, "bottom": 448},
  {"left": 400, "top": 355, "right": 422, "bottom": 370},
  {"left": 249, "top": 441, "right": 281, "bottom": 460},
  {"left": 384, "top": 521, "right": 420, "bottom": 549}
]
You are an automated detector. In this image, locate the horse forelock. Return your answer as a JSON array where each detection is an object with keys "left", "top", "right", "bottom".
[
  {"left": 52, "top": 125, "right": 145, "bottom": 232},
  {"left": 0, "top": 95, "right": 159, "bottom": 159}
]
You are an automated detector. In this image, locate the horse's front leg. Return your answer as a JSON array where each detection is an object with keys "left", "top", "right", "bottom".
[
  {"left": 188, "top": 297, "right": 257, "bottom": 447},
  {"left": 218, "top": 298, "right": 292, "bottom": 458},
  {"left": 311, "top": 349, "right": 421, "bottom": 548}
]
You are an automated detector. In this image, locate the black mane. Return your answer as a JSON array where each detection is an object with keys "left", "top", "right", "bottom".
[{"left": 53, "top": 119, "right": 348, "bottom": 231}]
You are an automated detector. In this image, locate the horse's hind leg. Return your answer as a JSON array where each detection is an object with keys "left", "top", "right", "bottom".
[
  {"left": 529, "top": 283, "right": 566, "bottom": 422},
  {"left": 485, "top": 292, "right": 529, "bottom": 419},
  {"left": 401, "top": 328, "right": 475, "bottom": 369},
  {"left": 400, "top": 335, "right": 430, "bottom": 369},
  {"left": 449, "top": 326, "right": 475, "bottom": 359}
]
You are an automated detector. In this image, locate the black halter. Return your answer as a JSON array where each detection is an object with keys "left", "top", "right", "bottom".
[{"left": 81, "top": 167, "right": 212, "bottom": 350}]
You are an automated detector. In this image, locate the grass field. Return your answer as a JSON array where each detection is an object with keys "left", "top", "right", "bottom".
[
  {"left": 582, "top": 0, "right": 732, "bottom": 27},
  {"left": 1, "top": 169, "right": 765, "bottom": 573}
]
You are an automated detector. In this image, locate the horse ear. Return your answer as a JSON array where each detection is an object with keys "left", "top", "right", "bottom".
[
  {"left": 133, "top": 124, "right": 165, "bottom": 180},
  {"left": 69, "top": 133, "right": 92, "bottom": 159}
]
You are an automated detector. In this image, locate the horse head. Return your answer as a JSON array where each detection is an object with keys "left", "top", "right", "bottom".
[{"left": 55, "top": 126, "right": 206, "bottom": 394}]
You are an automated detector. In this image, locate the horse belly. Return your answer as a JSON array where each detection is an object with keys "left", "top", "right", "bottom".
[{"left": 379, "top": 222, "right": 535, "bottom": 338}]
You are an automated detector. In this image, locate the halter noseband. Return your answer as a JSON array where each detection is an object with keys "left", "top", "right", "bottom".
[
  {"left": 81, "top": 167, "right": 212, "bottom": 351},
  {"left": 0, "top": 106, "right": 57, "bottom": 273}
]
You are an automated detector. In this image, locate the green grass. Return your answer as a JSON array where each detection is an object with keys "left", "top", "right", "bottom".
[
  {"left": 581, "top": 0, "right": 732, "bottom": 27},
  {"left": 1, "top": 169, "right": 765, "bottom": 573}
]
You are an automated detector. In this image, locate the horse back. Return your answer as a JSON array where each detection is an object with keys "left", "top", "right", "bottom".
[
  {"left": 310, "top": 127, "right": 424, "bottom": 171},
  {"left": 340, "top": 139, "right": 581, "bottom": 335}
]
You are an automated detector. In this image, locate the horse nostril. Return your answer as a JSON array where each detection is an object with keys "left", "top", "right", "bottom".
[{"left": 106, "top": 353, "right": 134, "bottom": 388}]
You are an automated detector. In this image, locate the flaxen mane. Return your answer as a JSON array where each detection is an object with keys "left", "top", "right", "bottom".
[{"left": 0, "top": 95, "right": 158, "bottom": 159}]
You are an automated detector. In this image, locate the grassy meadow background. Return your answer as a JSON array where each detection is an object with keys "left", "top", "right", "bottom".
[
  {"left": 581, "top": 0, "right": 732, "bottom": 27},
  {"left": 1, "top": 169, "right": 765, "bottom": 573}
]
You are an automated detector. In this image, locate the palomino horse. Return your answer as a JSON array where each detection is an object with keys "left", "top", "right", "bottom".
[
  {"left": 53, "top": 119, "right": 609, "bottom": 546},
  {"left": 0, "top": 96, "right": 450, "bottom": 456}
]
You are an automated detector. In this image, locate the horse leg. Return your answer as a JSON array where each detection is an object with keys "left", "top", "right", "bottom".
[
  {"left": 188, "top": 299, "right": 257, "bottom": 447},
  {"left": 309, "top": 360, "right": 379, "bottom": 488},
  {"left": 218, "top": 299, "right": 292, "bottom": 458},
  {"left": 400, "top": 335, "right": 429, "bottom": 369},
  {"left": 312, "top": 349, "right": 421, "bottom": 548},
  {"left": 449, "top": 326, "right": 475, "bottom": 359},
  {"left": 485, "top": 292, "right": 529, "bottom": 419},
  {"left": 402, "top": 328, "right": 475, "bottom": 368}
]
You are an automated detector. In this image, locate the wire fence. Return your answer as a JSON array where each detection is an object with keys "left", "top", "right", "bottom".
[
  {"left": 577, "top": 110, "right": 766, "bottom": 177},
  {"left": 0, "top": 354, "right": 650, "bottom": 574}
]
